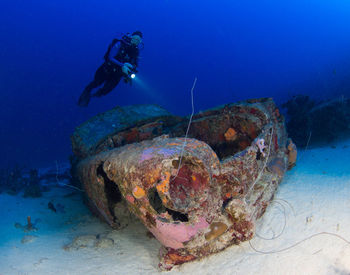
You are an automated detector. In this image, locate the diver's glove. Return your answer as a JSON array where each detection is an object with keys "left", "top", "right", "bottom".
[{"left": 122, "top": 63, "right": 133, "bottom": 75}]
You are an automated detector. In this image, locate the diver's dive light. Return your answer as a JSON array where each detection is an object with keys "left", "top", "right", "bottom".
[{"left": 130, "top": 73, "right": 136, "bottom": 79}]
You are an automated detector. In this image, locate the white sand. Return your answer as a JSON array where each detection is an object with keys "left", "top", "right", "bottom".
[{"left": 0, "top": 140, "right": 349, "bottom": 275}]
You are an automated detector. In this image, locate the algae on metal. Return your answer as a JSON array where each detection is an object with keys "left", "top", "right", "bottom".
[{"left": 71, "top": 98, "right": 297, "bottom": 270}]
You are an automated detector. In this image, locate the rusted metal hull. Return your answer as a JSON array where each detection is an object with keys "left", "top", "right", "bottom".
[{"left": 73, "top": 98, "right": 296, "bottom": 269}]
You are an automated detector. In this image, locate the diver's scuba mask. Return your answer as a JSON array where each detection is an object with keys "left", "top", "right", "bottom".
[{"left": 121, "top": 33, "right": 144, "bottom": 50}]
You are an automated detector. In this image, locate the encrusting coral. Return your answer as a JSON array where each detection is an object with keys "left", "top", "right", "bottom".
[{"left": 71, "top": 98, "right": 295, "bottom": 270}]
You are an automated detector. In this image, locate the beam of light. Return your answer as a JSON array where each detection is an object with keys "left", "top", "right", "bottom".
[{"left": 131, "top": 75, "right": 165, "bottom": 104}]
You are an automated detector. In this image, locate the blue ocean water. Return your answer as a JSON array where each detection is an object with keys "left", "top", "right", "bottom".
[
  {"left": 1, "top": 0, "right": 350, "bottom": 167},
  {"left": 1, "top": 2, "right": 350, "bottom": 274}
]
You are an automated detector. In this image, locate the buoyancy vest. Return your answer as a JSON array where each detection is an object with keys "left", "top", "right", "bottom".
[{"left": 104, "top": 37, "right": 139, "bottom": 67}]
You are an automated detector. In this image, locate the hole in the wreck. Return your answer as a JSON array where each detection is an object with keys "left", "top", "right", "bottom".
[
  {"left": 148, "top": 187, "right": 166, "bottom": 214},
  {"left": 166, "top": 208, "right": 189, "bottom": 222},
  {"left": 222, "top": 197, "right": 232, "bottom": 210},
  {"left": 148, "top": 187, "right": 189, "bottom": 222},
  {"left": 212, "top": 141, "right": 243, "bottom": 160},
  {"left": 187, "top": 116, "right": 262, "bottom": 160},
  {"left": 256, "top": 150, "right": 262, "bottom": 160},
  {"left": 96, "top": 163, "right": 122, "bottom": 222}
]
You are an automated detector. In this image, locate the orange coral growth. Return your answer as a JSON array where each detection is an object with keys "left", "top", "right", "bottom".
[
  {"left": 224, "top": 128, "right": 237, "bottom": 141},
  {"left": 132, "top": 186, "right": 146, "bottom": 199},
  {"left": 167, "top": 142, "right": 181, "bottom": 146},
  {"left": 157, "top": 172, "right": 170, "bottom": 194},
  {"left": 165, "top": 252, "right": 196, "bottom": 266},
  {"left": 144, "top": 169, "right": 160, "bottom": 186},
  {"left": 161, "top": 197, "right": 168, "bottom": 204}
]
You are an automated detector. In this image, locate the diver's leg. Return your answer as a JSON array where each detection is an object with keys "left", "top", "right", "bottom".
[
  {"left": 93, "top": 72, "right": 123, "bottom": 97},
  {"left": 78, "top": 64, "right": 107, "bottom": 106}
]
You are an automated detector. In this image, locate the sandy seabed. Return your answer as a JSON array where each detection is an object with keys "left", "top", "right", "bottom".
[{"left": 0, "top": 139, "right": 350, "bottom": 275}]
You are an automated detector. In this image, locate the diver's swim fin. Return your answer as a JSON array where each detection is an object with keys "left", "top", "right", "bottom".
[{"left": 78, "top": 89, "right": 91, "bottom": 107}]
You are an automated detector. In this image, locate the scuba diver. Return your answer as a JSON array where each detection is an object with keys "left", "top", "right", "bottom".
[{"left": 78, "top": 31, "right": 143, "bottom": 107}]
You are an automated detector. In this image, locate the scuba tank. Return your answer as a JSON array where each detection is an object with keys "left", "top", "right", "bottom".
[{"left": 103, "top": 38, "right": 121, "bottom": 62}]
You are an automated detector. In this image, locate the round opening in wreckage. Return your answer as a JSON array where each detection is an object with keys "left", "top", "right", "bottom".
[{"left": 72, "top": 98, "right": 297, "bottom": 270}]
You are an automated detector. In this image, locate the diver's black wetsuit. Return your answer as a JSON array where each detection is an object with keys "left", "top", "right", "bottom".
[
  {"left": 78, "top": 38, "right": 139, "bottom": 107},
  {"left": 82, "top": 62, "right": 123, "bottom": 98}
]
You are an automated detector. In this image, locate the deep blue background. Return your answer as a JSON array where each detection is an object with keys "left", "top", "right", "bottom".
[{"left": 1, "top": 0, "right": 350, "bottom": 168}]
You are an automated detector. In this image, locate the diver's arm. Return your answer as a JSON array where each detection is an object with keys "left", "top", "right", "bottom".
[{"left": 108, "top": 42, "right": 124, "bottom": 67}]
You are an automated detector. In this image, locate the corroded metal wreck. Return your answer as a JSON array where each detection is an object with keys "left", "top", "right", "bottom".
[{"left": 71, "top": 98, "right": 297, "bottom": 270}]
